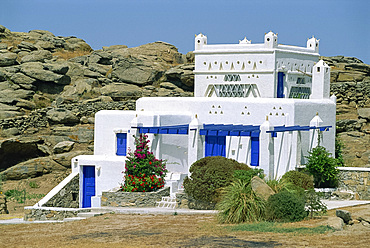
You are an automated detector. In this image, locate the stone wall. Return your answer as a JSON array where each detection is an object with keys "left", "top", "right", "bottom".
[
  {"left": 331, "top": 81, "right": 370, "bottom": 108},
  {"left": 101, "top": 187, "right": 170, "bottom": 207},
  {"left": 338, "top": 167, "right": 370, "bottom": 200},
  {"left": 24, "top": 207, "right": 89, "bottom": 221},
  {"left": 43, "top": 174, "right": 79, "bottom": 208},
  {"left": 0, "top": 100, "right": 136, "bottom": 134}
]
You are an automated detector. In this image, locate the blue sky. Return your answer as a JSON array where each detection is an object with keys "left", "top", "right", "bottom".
[{"left": 1, "top": 0, "right": 369, "bottom": 64}]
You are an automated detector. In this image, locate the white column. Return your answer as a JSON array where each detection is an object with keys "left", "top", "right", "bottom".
[
  {"left": 187, "top": 115, "right": 203, "bottom": 175},
  {"left": 259, "top": 116, "right": 275, "bottom": 179}
]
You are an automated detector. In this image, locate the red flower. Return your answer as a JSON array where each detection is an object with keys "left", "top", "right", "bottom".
[{"left": 149, "top": 161, "right": 152, "bottom": 165}]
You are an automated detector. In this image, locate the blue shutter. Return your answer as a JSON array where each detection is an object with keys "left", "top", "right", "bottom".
[
  {"left": 250, "top": 137, "right": 259, "bottom": 166},
  {"left": 205, "top": 136, "right": 226, "bottom": 157},
  {"left": 116, "top": 133, "right": 127, "bottom": 156},
  {"left": 82, "top": 166, "right": 95, "bottom": 208}
]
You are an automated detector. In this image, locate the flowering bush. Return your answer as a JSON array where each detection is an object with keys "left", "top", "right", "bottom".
[{"left": 121, "top": 134, "right": 167, "bottom": 192}]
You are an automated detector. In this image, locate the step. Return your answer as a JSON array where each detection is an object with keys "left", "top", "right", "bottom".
[
  {"left": 77, "top": 212, "right": 104, "bottom": 218},
  {"left": 63, "top": 217, "right": 87, "bottom": 222}
]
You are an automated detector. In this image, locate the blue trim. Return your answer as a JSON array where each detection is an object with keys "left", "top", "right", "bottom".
[
  {"left": 200, "top": 124, "right": 260, "bottom": 137},
  {"left": 250, "top": 137, "right": 260, "bottom": 166},
  {"left": 138, "top": 124, "right": 189, "bottom": 135},
  {"left": 267, "top": 125, "right": 332, "bottom": 137}
]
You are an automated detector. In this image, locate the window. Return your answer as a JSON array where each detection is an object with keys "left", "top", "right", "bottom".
[
  {"left": 289, "top": 86, "right": 311, "bottom": 99},
  {"left": 116, "top": 133, "right": 127, "bottom": 156},
  {"left": 296, "top": 77, "right": 305, "bottom": 84}
]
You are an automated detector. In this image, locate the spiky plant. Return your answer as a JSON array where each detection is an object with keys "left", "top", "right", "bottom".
[{"left": 216, "top": 179, "right": 266, "bottom": 224}]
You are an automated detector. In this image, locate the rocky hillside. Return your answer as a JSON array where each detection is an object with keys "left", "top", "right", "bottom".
[{"left": 0, "top": 25, "right": 369, "bottom": 181}]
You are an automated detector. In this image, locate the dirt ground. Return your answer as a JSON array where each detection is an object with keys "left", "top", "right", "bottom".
[
  {"left": 1, "top": 175, "right": 370, "bottom": 248},
  {"left": 0, "top": 204, "right": 369, "bottom": 248}
]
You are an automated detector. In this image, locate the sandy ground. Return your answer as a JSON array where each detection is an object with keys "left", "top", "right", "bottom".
[{"left": 0, "top": 204, "right": 369, "bottom": 248}]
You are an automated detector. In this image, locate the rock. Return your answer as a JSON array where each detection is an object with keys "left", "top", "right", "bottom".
[
  {"left": 358, "top": 108, "right": 370, "bottom": 120},
  {"left": 336, "top": 209, "right": 352, "bottom": 224},
  {"left": 61, "top": 78, "right": 99, "bottom": 101},
  {"left": 100, "top": 83, "right": 141, "bottom": 100},
  {"left": 0, "top": 52, "right": 18, "bottom": 67},
  {"left": 43, "top": 62, "right": 69, "bottom": 74},
  {"left": 64, "top": 37, "right": 92, "bottom": 52},
  {"left": 160, "top": 82, "right": 179, "bottom": 90},
  {"left": 21, "top": 50, "right": 52, "bottom": 63},
  {"left": 88, "top": 50, "right": 113, "bottom": 65},
  {"left": 2, "top": 127, "right": 20, "bottom": 137},
  {"left": 0, "top": 157, "right": 67, "bottom": 180},
  {"left": 53, "top": 141, "right": 75, "bottom": 154},
  {"left": 88, "top": 63, "right": 111, "bottom": 75},
  {"left": 327, "top": 216, "right": 344, "bottom": 231},
  {"left": 0, "top": 89, "right": 34, "bottom": 103},
  {"left": 0, "top": 43, "right": 7, "bottom": 50},
  {"left": 250, "top": 176, "right": 275, "bottom": 201},
  {"left": 52, "top": 151, "right": 87, "bottom": 168},
  {"left": 17, "top": 41, "right": 37, "bottom": 51},
  {"left": 10, "top": 73, "right": 36, "bottom": 89},
  {"left": 0, "top": 25, "right": 6, "bottom": 33},
  {"left": 35, "top": 40, "right": 55, "bottom": 51},
  {"left": 20, "top": 62, "right": 71, "bottom": 85},
  {"left": 15, "top": 99, "right": 36, "bottom": 109},
  {"left": 112, "top": 56, "right": 162, "bottom": 85},
  {"left": 46, "top": 108, "right": 79, "bottom": 125},
  {"left": 102, "top": 45, "right": 128, "bottom": 51}
]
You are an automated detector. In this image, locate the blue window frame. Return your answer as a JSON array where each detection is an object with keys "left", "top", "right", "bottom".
[{"left": 116, "top": 133, "right": 127, "bottom": 156}]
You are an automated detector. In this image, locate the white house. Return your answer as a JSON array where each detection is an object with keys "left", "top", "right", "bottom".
[{"left": 39, "top": 32, "right": 336, "bottom": 208}]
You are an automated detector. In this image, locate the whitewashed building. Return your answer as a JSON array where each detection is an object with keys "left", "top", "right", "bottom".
[{"left": 38, "top": 32, "right": 336, "bottom": 208}]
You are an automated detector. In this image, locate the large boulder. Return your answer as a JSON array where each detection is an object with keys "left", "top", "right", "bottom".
[
  {"left": 0, "top": 157, "right": 66, "bottom": 180},
  {"left": 111, "top": 41, "right": 184, "bottom": 85},
  {"left": 21, "top": 50, "right": 52, "bottom": 63},
  {"left": 0, "top": 52, "right": 18, "bottom": 67},
  {"left": 46, "top": 108, "right": 79, "bottom": 125},
  {"left": 17, "top": 41, "right": 38, "bottom": 51},
  {"left": 53, "top": 141, "right": 75, "bottom": 154},
  {"left": 52, "top": 150, "right": 88, "bottom": 168},
  {"left": 100, "top": 83, "right": 141, "bottom": 100},
  {"left": 250, "top": 176, "right": 275, "bottom": 201},
  {"left": 326, "top": 216, "right": 344, "bottom": 231},
  {"left": 20, "top": 62, "right": 71, "bottom": 84},
  {"left": 358, "top": 108, "right": 370, "bottom": 120}
]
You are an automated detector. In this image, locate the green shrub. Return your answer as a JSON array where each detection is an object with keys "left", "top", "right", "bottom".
[
  {"left": 281, "top": 170, "right": 314, "bottom": 190},
  {"left": 217, "top": 179, "right": 266, "bottom": 223},
  {"left": 305, "top": 146, "right": 339, "bottom": 188},
  {"left": 266, "top": 191, "right": 307, "bottom": 222},
  {"left": 183, "top": 156, "right": 250, "bottom": 204},
  {"left": 265, "top": 178, "right": 298, "bottom": 194},
  {"left": 233, "top": 168, "right": 264, "bottom": 183}
]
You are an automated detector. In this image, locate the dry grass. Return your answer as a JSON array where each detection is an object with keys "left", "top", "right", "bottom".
[{"left": 52, "top": 49, "right": 92, "bottom": 60}]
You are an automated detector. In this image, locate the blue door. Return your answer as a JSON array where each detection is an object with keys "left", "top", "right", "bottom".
[
  {"left": 82, "top": 166, "right": 95, "bottom": 208},
  {"left": 116, "top": 133, "right": 127, "bottom": 156},
  {"left": 250, "top": 137, "right": 259, "bottom": 166},
  {"left": 277, "top": 72, "right": 285, "bottom": 98},
  {"left": 205, "top": 136, "right": 226, "bottom": 157}
]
